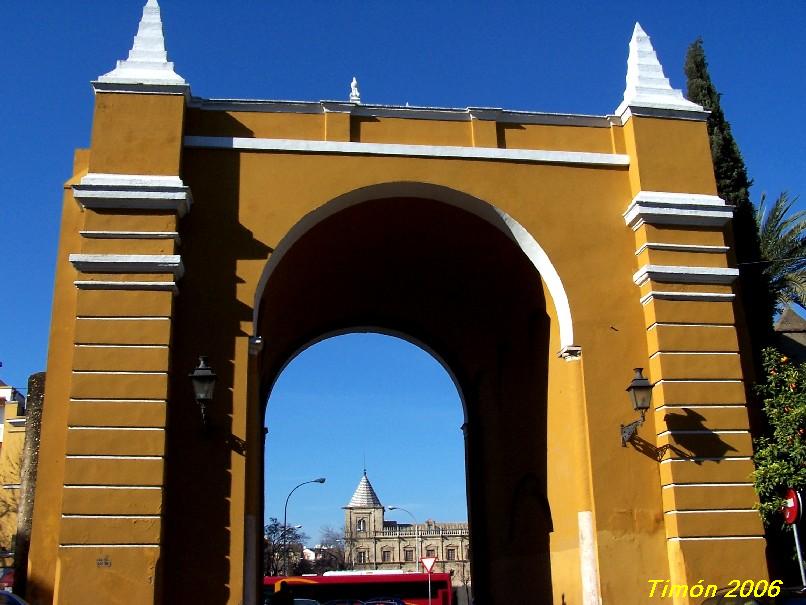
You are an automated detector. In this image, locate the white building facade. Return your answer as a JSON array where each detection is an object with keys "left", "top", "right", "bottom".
[{"left": 343, "top": 472, "right": 471, "bottom": 588}]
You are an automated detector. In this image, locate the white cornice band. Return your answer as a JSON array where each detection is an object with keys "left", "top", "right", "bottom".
[
  {"left": 624, "top": 191, "right": 733, "bottom": 229},
  {"left": 92, "top": 81, "right": 190, "bottom": 97},
  {"left": 633, "top": 265, "right": 739, "bottom": 286},
  {"left": 635, "top": 242, "right": 730, "bottom": 256},
  {"left": 69, "top": 254, "right": 184, "bottom": 278},
  {"left": 640, "top": 291, "right": 736, "bottom": 305},
  {"left": 184, "top": 136, "right": 630, "bottom": 167},
  {"left": 557, "top": 345, "right": 583, "bottom": 361},
  {"left": 617, "top": 105, "right": 708, "bottom": 124},
  {"left": 80, "top": 231, "right": 180, "bottom": 242},
  {"left": 189, "top": 98, "right": 612, "bottom": 127},
  {"left": 74, "top": 280, "right": 178, "bottom": 294},
  {"left": 73, "top": 174, "right": 192, "bottom": 217}
]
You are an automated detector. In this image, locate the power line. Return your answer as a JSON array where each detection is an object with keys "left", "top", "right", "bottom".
[{"left": 738, "top": 255, "right": 806, "bottom": 266}]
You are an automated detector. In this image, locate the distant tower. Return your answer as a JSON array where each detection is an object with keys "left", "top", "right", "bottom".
[{"left": 343, "top": 470, "right": 383, "bottom": 568}]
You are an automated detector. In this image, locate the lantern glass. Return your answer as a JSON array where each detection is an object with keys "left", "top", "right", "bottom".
[
  {"left": 626, "top": 368, "right": 652, "bottom": 412},
  {"left": 189, "top": 356, "right": 217, "bottom": 402}
]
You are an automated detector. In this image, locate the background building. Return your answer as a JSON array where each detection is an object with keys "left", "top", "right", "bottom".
[
  {"left": 774, "top": 307, "right": 806, "bottom": 362},
  {"left": 0, "top": 380, "right": 27, "bottom": 587},
  {"left": 343, "top": 472, "right": 471, "bottom": 588}
]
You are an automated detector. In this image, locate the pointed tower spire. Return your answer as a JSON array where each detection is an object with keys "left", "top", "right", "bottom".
[
  {"left": 615, "top": 23, "right": 703, "bottom": 119},
  {"left": 345, "top": 471, "right": 382, "bottom": 508},
  {"left": 95, "top": 0, "right": 187, "bottom": 92}
]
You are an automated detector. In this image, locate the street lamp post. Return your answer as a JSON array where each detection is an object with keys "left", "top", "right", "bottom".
[
  {"left": 387, "top": 506, "right": 420, "bottom": 568},
  {"left": 283, "top": 477, "right": 326, "bottom": 576}
]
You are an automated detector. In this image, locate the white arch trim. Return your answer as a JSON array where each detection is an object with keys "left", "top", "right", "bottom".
[{"left": 252, "top": 182, "right": 576, "bottom": 353}]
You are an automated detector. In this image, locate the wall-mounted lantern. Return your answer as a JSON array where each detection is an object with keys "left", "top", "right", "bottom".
[
  {"left": 620, "top": 367, "right": 652, "bottom": 447},
  {"left": 189, "top": 356, "right": 217, "bottom": 429}
]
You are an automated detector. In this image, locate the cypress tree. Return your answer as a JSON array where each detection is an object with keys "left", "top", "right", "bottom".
[
  {"left": 684, "top": 38, "right": 776, "bottom": 359},
  {"left": 687, "top": 40, "right": 801, "bottom": 581}
]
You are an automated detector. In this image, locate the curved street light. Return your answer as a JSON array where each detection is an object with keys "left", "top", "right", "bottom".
[
  {"left": 283, "top": 477, "right": 326, "bottom": 575},
  {"left": 387, "top": 505, "right": 421, "bottom": 564}
]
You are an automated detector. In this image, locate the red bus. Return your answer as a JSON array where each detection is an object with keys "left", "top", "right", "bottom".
[{"left": 263, "top": 572, "right": 454, "bottom": 605}]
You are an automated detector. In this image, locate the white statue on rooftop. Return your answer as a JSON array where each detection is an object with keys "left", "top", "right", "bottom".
[{"left": 350, "top": 77, "right": 361, "bottom": 103}]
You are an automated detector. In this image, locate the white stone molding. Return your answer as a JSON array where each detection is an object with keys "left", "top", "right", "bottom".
[
  {"left": 633, "top": 265, "right": 739, "bottom": 286},
  {"left": 624, "top": 191, "right": 733, "bottom": 230},
  {"left": 615, "top": 23, "right": 706, "bottom": 122},
  {"left": 251, "top": 182, "right": 578, "bottom": 353},
  {"left": 557, "top": 345, "right": 583, "bottom": 361},
  {"left": 73, "top": 173, "right": 192, "bottom": 216},
  {"left": 649, "top": 350, "right": 739, "bottom": 359},
  {"left": 75, "top": 317, "right": 169, "bottom": 322},
  {"left": 481, "top": 109, "right": 608, "bottom": 127},
  {"left": 635, "top": 242, "right": 730, "bottom": 256},
  {"left": 73, "top": 280, "right": 178, "bottom": 295},
  {"left": 69, "top": 254, "right": 183, "bottom": 278},
  {"left": 184, "top": 136, "right": 630, "bottom": 167},
  {"left": 669, "top": 536, "right": 765, "bottom": 542},
  {"left": 191, "top": 97, "right": 613, "bottom": 127},
  {"left": 660, "top": 456, "right": 751, "bottom": 463},
  {"left": 80, "top": 231, "right": 180, "bottom": 242},
  {"left": 60, "top": 544, "right": 162, "bottom": 549},
  {"left": 578, "top": 511, "right": 602, "bottom": 605},
  {"left": 640, "top": 291, "right": 735, "bottom": 305},
  {"left": 75, "top": 344, "right": 169, "bottom": 349},
  {"left": 94, "top": 0, "right": 188, "bottom": 95}
]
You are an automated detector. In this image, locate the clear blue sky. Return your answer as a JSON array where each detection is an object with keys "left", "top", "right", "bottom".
[
  {"left": 265, "top": 334, "right": 466, "bottom": 543},
  {"left": 1, "top": 0, "right": 805, "bottom": 540}
]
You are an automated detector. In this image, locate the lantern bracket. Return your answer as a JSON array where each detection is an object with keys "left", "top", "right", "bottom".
[{"left": 620, "top": 410, "right": 646, "bottom": 447}]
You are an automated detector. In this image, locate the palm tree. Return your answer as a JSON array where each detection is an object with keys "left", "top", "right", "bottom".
[{"left": 755, "top": 192, "right": 806, "bottom": 312}]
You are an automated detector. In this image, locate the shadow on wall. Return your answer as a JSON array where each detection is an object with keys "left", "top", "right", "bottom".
[
  {"left": 629, "top": 408, "right": 737, "bottom": 464},
  {"left": 163, "top": 113, "right": 273, "bottom": 604}
]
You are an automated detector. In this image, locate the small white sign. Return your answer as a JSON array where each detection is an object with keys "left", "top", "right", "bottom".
[{"left": 420, "top": 556, "right": 437, "bottom": 573}]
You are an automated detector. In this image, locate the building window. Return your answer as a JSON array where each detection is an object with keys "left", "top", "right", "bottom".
[
  {"left": 426, "top": 548, "right": 436, "bottom": 558},
  {"left": 382, "top": 550, "right": 392, "bottom": 563},
  {"left": 357, "top": 551, "right": 367, "bottom": 564},
  {"left": 356, "top": 519, "right": 366, "bottom": 532},
  {"left": 446, "top": 548, "right": 456, "bottom": 561},
  {"left": 404, "top": 549, "right": 414, "bottom": 562}
]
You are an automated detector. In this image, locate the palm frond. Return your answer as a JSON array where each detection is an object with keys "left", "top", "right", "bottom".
[{"left": 755, "top": 192, "right": 806, "bottom": 311}]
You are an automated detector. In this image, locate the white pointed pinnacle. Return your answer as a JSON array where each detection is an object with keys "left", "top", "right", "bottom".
[
  {"left": 349, "top": 77, "right": 361, "bottom": 103},
  {"left": 96, "top": 0, "right": 186, "bottom": 89},
  {"left": 615, "top": 22, "right": 703, "bottom": 118}
]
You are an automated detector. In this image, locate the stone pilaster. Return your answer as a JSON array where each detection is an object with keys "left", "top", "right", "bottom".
[{"left": 625, "top": 192, "right": 766, "bottom": 603}]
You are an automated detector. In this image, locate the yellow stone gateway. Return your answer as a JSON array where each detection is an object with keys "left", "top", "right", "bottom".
[{"left": 27, "top": 2, "right": 766, "bottom": 604}]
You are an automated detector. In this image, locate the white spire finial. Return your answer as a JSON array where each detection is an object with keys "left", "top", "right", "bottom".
[
  {"left": 614, "top": 22, "right": 703, "bottom": 118},
  {"left": 349, "top": 77, "right": 361, "bottom": 103},
  {"left": 95, "top": 0, "right": 186, "bottom": 90}
]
